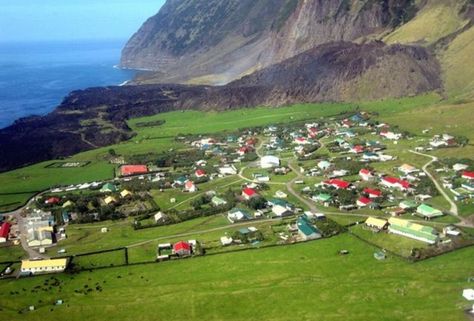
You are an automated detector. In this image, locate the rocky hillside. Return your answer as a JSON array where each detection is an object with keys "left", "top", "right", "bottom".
[
  {"left": 0, "top": 40, "right": 441, "bottom": 172},
  {"left": 121, "top": 0, "right": 418, "bottom": 85}
]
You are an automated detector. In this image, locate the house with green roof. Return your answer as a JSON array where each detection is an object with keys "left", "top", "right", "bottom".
[
  {"left": 211, "top": 196, "right": 227, "bottom": 207},
  {"left": 399, "top": 200, "right": 417, "bottom": 210},
  {"left": 100, "top": 183, "right": 117, "bottom": 193},
  {"left": 312, "top": 193, "right": 332, "bottom": 207},
  {"left": 416, "top": 204, "right": 443, "bottom": 219},
  {"left": 388, "top": 217, "right": 439, "bottom": 244},
  {"left": 297, "top": 216, "right": 322, "bottom": 241}
]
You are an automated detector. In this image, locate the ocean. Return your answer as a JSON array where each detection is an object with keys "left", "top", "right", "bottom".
[{"left": 0, "top": 39, "right": 136, "bottom": 129}]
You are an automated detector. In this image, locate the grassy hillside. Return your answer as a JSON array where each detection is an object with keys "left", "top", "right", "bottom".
[
  {"left": 0, "top": 234, "right": 472, "bottom": 321},
  {"left": 384, "top": 0, "right": 469, "bottom": 45},
  {"left": 440, "top": 25, "right": 474, "bottom": 100}
]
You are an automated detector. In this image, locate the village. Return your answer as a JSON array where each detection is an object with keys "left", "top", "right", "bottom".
[{"left": 0, "top": 110, "right": 473, "bottom": 314}]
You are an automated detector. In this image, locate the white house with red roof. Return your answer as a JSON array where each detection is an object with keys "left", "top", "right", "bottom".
[
  {"left": 173, "top": 241, "right": 191, "bottom": 257},
  {"left": 120, "top": 165, "right": 148, "bottom": 176},
  {"left": 242, "top": 187, "right": 258, "bottom": 200},
  {"left": 359, "top": 169, "right": 375, "bottom": 181},
  {"left": 364, "top": 188, "right": 382, "bottom": 198},
  {"left": 294, "top": 137, "right": 309, "bottom": 145},
  {"left": 462, "top": 171, "right": 474, "bottom": 180},
  {"left": 350, "top": 145, "right": 364, "bottom": 154},
  {"left": 381, "top": 176, "right": 410, "bottom": 191},
  {"left": 184, "top": 181, "right": 197, "bottom": 193},
  {"left": 237, "top": 146, "right": 250, "bottom": 156},
  {"left": 195, "top": 169, "right": 207, "bottom": 178},
  {"left": 0, "top": 222, "right": 11, "bottom": 243},
  {"left": 357, "top": 197, "right": 372, "bottom": 207},
  {"left": 323, "top": 179, "right": 351, "bottom": 190}
]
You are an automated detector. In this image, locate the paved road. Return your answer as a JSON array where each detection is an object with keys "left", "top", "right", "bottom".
[{"left": 409, "top": 150, "right": 458, "bottom": 215}]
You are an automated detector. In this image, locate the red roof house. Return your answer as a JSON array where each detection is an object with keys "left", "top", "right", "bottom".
[
  {"left": 120, "top": 165, "right": 148, "bottom": 176},
  {"left": 195, "top": 169, "right": 207, "bottom": 178},
  {"left": 462, "top": 171, "right": 474, "bottom": 180},
  {"left": 351, "top": 145, "right": 364, "bottom": 153},
  {"left": 324, "top": 179, "right": 350, "bottom": 190},
  {"left": 0, "top": 222, "right": 11, "bottom": 242},
  {"left": 173, "top": 241, "right": 191, "bottom": 256},
  {"left": 184, "top": 181, "right": 197, "bottom": 192},
  {"left": 45, "top": 197, "right": 60, "bottom": 205},
  {"left": 381, "top": 176, "right": 410, "bottom": 191},
  {"left": 359, "top": 169, "right": 374, "bottom": 181},
  {"left": 363, "top": 188, "right": 382, "bottom": 198},
  {"left": 357, "top": 197, "right": 372, "bottom": 207},
  {"left": 242, "top": 187, "right": 258, "bottom": 200}
]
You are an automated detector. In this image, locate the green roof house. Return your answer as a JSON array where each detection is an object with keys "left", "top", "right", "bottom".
[
  {"left": 211, "top": 196, "right": 227, "bottom": 207},
  {"left": 297, "top": 216, "right": 322, "bottom": 241},
  {"left": 388, "top": 217, "right": 439, "bottom": 244},
  {"left": 100, "top": 183, "right": 117, "bottom": 193},
  {"left": 416, "top": 204, "right": 443, "bottom": 219},
  {"left": 399, "top": 200, "right": 417, "bottom": 210}
]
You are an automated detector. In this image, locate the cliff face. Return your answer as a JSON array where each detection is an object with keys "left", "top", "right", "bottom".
[{"left": 121, "top": 0, "right": 418, "bottom": 84}]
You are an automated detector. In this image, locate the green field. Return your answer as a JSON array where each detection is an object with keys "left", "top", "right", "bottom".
[
  {"left": 0, "top": 234, "right": 473, "bottom": 321},
  {"left": 0, "top": 93, "right": 444, "bottom": 212}
]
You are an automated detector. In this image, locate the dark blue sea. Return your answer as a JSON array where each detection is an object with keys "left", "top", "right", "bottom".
[{"left": 0, "top": 39, "right": 136, "bottom": 129}]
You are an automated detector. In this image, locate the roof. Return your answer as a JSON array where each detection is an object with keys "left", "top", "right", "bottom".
[
  {"left": 364, "top": 188, "right": 382, "bottom": 197},
  {"left": 104, "top": 196, "right": 117, "bottom": 205},
  {"left": 120, "top": 190, "right": 132, "bottom": 198},
  {"left": 0, "top": 222, "right": 11, "bottom": 238},
  {"left": 185, "top": 181, "right": 195, "bottom": 188},
  {"left": 46, "top": 197, "right": 60, "bottom": 204},
  {"left": 195, "top": 169, "right": 206, "bottom": 176},
  {"left": 388, "top": 218, "right": 438, "bottom": 240},
  {"left": 359, "top": 169, "right": 372, "bottom": 175},
  {"left": 365, "top": 217, "right": 388, "bottom": 229},
  {"left": 242, "top": 188, "right": 257, "bottom": 197},
  {"left": 21, "top": 258, "right": 67, "bottom": 269},
  {"left": 173, "top": 241, "right": 191, "bottom": 252},
  {"left": 382, "top": 176, "right": 410, "bottom": 189},
  {"left": 297, "top": 216, "right": 320, "bottom": 236},
  {"left": 121, "top": 165, "right": 148, "bottom": 176},
  {"left": 324, "top": 179, "right": 350, "bottom": 189},
  {"left": 400, "top": 200, "right": 417, "bottom": 208},
  {"left": 417, "top": 204, "right": 443, "bottom": 217},
  {"left": 101, "top": 183, "right": 117, "bottom": 192},
  {"left": 358, "top": 197, "right": 372, "bottom": 205},
  {"left": 315, "top": 193, "right": 332, "bottom": 201},
  {"left": 462, "top": 171, "right": 474, "bottom": 179}
]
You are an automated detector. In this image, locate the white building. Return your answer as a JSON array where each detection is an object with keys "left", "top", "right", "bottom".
[{"left": 260, "top": 155, "right": 280, "bottom": 169}]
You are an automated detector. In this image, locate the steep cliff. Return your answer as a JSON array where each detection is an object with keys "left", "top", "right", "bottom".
[{"left": 121, "top": 0, "right": 418, "bottom": 84}]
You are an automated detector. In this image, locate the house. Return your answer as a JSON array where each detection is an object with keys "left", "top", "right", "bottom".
[
  {"left": 242, "top": 187, "right": 258, "bottom": 200},
  {"left": 416, "top": 204, "right": 443, "bottom": 219},
  {"left": 453, "top": 163, "right": 468, "bottom": 171},
  {"left": 462, "top": 171, "right": 474, "bottom": 180},
  {"left": 297, "top": 216, "right": 322, "bottom": 241},
  {"left": 104, "top": 196, "right": 117, "bottom": 205},
  {"left": 173, "top": 241, "right": 191, "bottom": 257},
  {"left": 227, "top": 208, "right": 251, "bottom": 223},
  {"left": 219, "top": 165, "right": 237, "bottom": 176},
  {"left": 220, "top": 236, "right": 233, "bottom": 246},
  {"left": 154, "top": 212, "right": 167, "bottom": 223},
  {"left": 120, "top": 165, "right": 148, "bottom": 176},
  {"left": 365, "top": 217, "right": 388, "bottom": 230},
  {"left": 359, "top": 169, "right": 375, "bottom": 181},
  {"left": 174, "top": 176, "right": 188, "bottom": 186},
  {"left": 62, "top": 200, "right": 74, "bottom": 208},
  {"left": 357, "top": 197, "right": 372, "bottom": 207},
  {"left": 45, "top": 197, "right": 60, "bottom": 205},
  {"left": 312, "top": 193, "right": 332, "bottom": 206},
  {"left": 260, "top": 155, "right": 280, "bottom": 169},
  {"left": 463, "top": 289, "right": 474, "bottom": 301},
  {"left": 272, "top": 205, "right": 293, "bottom": 217},
  {"left": 400, "top": 200, "right": 417, "bottom": 210},
  {"left": 100, "top": 183, "right": 117, "bottom": 193},
  {"left": 211, "top": 196, "right": 227, "bottom": 207},
  {"left": 362, "top": 152, "right": 380, "bottom": 161},
  {"left": 388, "top": 217, "right": 439, "bottom": 244},
  {"left": 330, "top": 169, "right": 349, "bottom": 178},
  {"left": 462, "top": 182, "right": 474, "bottom": 192},
  {"left": 237, "top": 146, "right": 250, "bottom": 156},
  {"left": 0, "top": 222, "right": 11, "bottom": 243},
  {"left": 184, "top": 181, "right": 197, "bottom": 193},
  {"left": 380, "top": 176, "right": 410, "bottom": 191},
  {"left": 120, "top": 189, "right": 132, "bottom": 198},
  {"left": 380, "top": 131, "right": 401, "bottom": 140},
  {"left": 20, "top": 258, "right": 68, "bottom": 275},
  {"left": 294, "top": 137, "right": 309, "bottom": 145},
  {"left": 253, "top": 173, "right": 270, "bottom": 182},
  {"left": 324, "top": 179, "right": 351, "bottom": 190},
  {"left": 350, "top": 145, "right": 364, "bottom": 154},
  {"left": 363, "top": 188, "right": 382, "bottom": 198},
  {"left": 317, "top": 160, "right": 331, "bottom": 170},
  {"left": 275, "top": 190, "right": 288, "bottom": 198},
  {"left": 399, "top": 164, "right": 418, "bottom": 175},
  {"left": 195, "top": 169, "right": 207, "bottom": 178}
]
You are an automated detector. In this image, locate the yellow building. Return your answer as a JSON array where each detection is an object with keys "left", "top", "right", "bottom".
[
  {"left": 21, "top": 258, "right": 68, "bottom": 275},
  {"left": 120, "top": 189, "right": 132, "bottom": 198},
  {"left": 104, "top": 196, "right": 117, "bottom": 205}
]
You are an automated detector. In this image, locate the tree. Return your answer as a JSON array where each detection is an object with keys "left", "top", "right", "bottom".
[{"left": 248, "top": 197, "right": 267, "bottom": 210}]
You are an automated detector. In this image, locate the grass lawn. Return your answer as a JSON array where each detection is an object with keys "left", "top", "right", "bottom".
[
  {"left": 0, "top": 233, "right": 472, "bottom": 321},
  {"left": 0, "top": 245, "right": 26, "bottom": 262},
  {"left": 349, "top": 224, "right": 428, "bottom": 258}
]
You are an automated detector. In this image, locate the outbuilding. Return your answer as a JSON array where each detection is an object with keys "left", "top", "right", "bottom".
[{"left": 260, "top": 155, "right": 280, "bottom": 169}]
